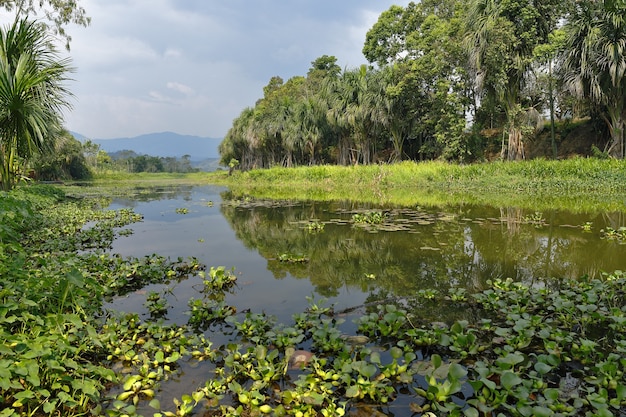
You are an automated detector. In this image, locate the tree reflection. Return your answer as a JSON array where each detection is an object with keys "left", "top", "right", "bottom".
[{"left": 220, "top": 197, "right": 626, "bottom": 298}]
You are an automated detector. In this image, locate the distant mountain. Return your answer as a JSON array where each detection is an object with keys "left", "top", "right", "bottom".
[{"left": 72, "top": 131, "right": 222, "bottom": 161}]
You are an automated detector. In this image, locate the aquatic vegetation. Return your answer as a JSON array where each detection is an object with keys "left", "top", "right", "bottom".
[
  {"left": 226, "top": 311, "right": 276, "bottom": 342},
  {"left": 447, "top": 287, "right": 468, "bottom": 302},
  {"left": 601, "top": 226, "right": 626, "bottom": 242},
  {"left": 522, "top": 211, "right": 546, "bottom": 227},
  {"left": 3, "top": 184, "right": 626, "bottom": 417},
  {"left": 200, "top": 266, "right": 237, "bottom": 292},
  {"left": 357, "top": 304, "right": 408, "bottom": 338},
  {"left": 144, "top": 291, "right": 169, "bottom": 318},
  {"left": 352, "top": 210, "right": 388, "bottom": 225},
  {"left": 306, "top": 220, "right": 325, "bottom": 232},
  {"left": 175, "top": 207, "right": 189, "bottom": 214},
  {"left": 187, "top": 298, "right": 236, "bottom": 329},
  {"left": 278, "top": 252, "right": 309, "bottom": 263}
]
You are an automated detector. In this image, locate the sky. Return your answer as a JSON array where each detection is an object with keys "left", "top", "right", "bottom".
[{"left": 3, "top": 1, "right": 410, "bottom": 140}]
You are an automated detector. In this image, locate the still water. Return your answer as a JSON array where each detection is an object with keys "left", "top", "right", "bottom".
[{"left": 103, "top": 184, "right": 626, "bottom": 414}]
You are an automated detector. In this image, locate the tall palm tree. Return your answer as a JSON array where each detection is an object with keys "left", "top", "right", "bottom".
[
  {"left": 288, "top": 96, "right": 327, "bottom": 165},
  {"left": 562, "top": 0, "right": 626, "bottom": 159},
  {"left": 326, "top": 66, "right": 386, "bottom": 165},
  {"left": 464, "top": 0, "right": 558, "bottom": 160},
  {"left": 0, "top": 18, "right": 72, "bottom": 190}
]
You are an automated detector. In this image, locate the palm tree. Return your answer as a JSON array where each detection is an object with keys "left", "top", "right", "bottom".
[
  {"left": 326, "top": 66, "right": 386, "bottom": 165},
  {"left": 0, "top": 18, "right": 72, "bottom": 190},
  {"left": 562, "top": 0, "right": 626, "bottom": 159},
  {"left": 288, "top": 96, "right": 327, "bottom": 165},
  {"left": 464, "top": 0, "right": 558, "bottom": 160}
]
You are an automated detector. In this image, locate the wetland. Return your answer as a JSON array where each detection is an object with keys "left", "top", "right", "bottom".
[{"left": 2, "top": 177, "right": 626, "bottom": 417}]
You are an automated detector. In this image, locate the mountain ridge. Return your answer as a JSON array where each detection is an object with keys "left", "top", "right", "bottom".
[{"left": 72, "top": 131, "right": 222, "bottom": 161}]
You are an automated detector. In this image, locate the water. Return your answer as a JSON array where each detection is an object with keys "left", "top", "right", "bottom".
[{"left": 102, "top": 184, "right": 626, "bottom": 415}]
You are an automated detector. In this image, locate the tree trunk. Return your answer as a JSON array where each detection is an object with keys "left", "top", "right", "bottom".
[
  {"left": 338, "top": 136, "right": 351, "bottom": 165},
  {"left": 389, "top": 127, "right": 404, "bottom": 163},
  {"left": 606, "top": 109, "right": 625, "bottom": 159},
  {"left": 0, "top": 142, "right": 16, "bottom": 191},
  {"left": 507, "top": 127, "right": 524, "bottom": 161}
]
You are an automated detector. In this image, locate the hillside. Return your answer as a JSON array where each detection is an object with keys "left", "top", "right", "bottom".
[{"left": 72, "top": 131, "right": 222, "bottom": 161}]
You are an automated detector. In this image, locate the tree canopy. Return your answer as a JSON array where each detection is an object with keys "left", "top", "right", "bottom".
[
  {"left": 0, "top": 0, "right": 90, "bottom": 48},
  {"left": 219, "top": 0, "right": 626, "bottom": 168}
]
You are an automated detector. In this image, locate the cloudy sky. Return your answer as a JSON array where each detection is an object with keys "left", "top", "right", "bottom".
[{"left": 4, "top": 1, "right": 410, "bottom": 140}]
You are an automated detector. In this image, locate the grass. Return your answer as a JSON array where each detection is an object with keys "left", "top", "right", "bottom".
[
  {"left": 91, "top": 171, "right": 210, "bottom": 184},
  {"left": 205, "top": 158, "right": 626, "bottom": 213}
]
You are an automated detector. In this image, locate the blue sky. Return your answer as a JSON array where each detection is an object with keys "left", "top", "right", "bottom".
[{"left": 8, "top": 1, "right": 410, "bottom": 139}]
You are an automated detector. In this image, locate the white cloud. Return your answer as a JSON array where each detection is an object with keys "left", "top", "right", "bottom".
[
  {"left": 59, "top": 1, "right": 413, "bottom": 139},
  {"left": 167, "top": 82, "right": 194, "bottom": 96}
]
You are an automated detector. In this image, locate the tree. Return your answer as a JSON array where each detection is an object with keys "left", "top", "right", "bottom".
[
  {"left": 364, "top": 0, "right": 473, "bottom": 162},
  {"left": 0, "top": 18, "right": 73, "bottom": 190},
  {"left": 0, "top": 0, "right": 90, "bottom": 48},
  {"left": 30, "top": 130, "right": 91, "bottom": 180},
  {"left": 464, "top": 0, "right": 561, "bottom": 160},
  {"left": 363, "top": 3, "right": 422, "bottom": 67},
  {"left": 81, "top": 139, "right": 100, "bottom": 168},
  {"left": 562, "top": 0, "right": 626, "bottom": 159},
  {"left": 533, "top": 29, "right": 567, "bottom": 159},
  {"left": 326, "top": 65, "right": 386, "bottom": 165}
]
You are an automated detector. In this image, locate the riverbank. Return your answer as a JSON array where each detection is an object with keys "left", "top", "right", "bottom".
[{"left": 206, "top": 158, "right": 626, "bottom": 212}]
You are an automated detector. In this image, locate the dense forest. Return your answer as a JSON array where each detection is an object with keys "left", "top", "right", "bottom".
[{"left": 218, "top": 0, "right": 626, "bottom": 170}]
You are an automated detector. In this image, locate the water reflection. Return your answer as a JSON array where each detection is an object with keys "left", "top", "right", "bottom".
[
  {"left": 107, "top": 185, "right": 626, "bottom": 319},
  {"left": 219, "top": 194, "right": 626, "bottom": 299}
]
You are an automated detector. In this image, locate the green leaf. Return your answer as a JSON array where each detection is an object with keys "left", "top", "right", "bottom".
[
  {"left": 431, "top": 354, "right": 442, "bottom": 369},
  {"left": 449, "top": 363, "right": 467, "bottom": 380},
  {"left": 501, "top": 371, "right": 522, "bottom": 390},
  {"left": 192, "top": 390, "right": 204, "bottom": 403},
  {"left": 594, "top": 408, "right": 613, "bottom": 417},
  {"left": 389, "top": 346, "right": 403, "bottom": 359},
  {"left": 12, "top": 390, "right": 35, "bottom": 407},
  {"left": 305, "top": 391, "right": 325, "bottom": 405},
  {"left": 360, "top": 364, "right": 378, "bottom": 378},
  {"left": 165, "top": 351, "right": 180, "bottom": 363},
  {"left": 255, "top": 345, "right": 267, "bottom": 360},
  {"left": 123, "top": 374, "right": 142, "bottom": 391},
  {"left": 66, "top": 268, "right": 86, "bottom": 288},
  {"left": 544, "top": 388, "right": 559, "bottom": 401},
  {"left": 345, "top": 385, "right": 360, "bottom": 398},
  {"left": 43, "top": 400, "right": 57, "bottom": 414},
  {"left": 464, "top": 407, "right": 480, "bottom": 417},
  {"left": 531, "top": 406, "right": 553, "bottom": 417},
  {"left": 534, "top": 361, "right": 552, "bottom": 375},
  {"left": 496, "top": 352, "right": 525, "bottom": 370}
]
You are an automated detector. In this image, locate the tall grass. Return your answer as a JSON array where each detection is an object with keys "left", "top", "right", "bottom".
[{"left": 207, "top": 159, "right": 626, "bottom": 212}]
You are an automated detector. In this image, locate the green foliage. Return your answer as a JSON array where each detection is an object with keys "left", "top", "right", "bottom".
[
  {"left": 100, "top": 150, "right": 199, "bottom": 174},
  {"left": 0, "top": 185, "right": 219, "bottom": 417},
  {"left": 4, "top": 183, "right": 626, "bottom": 416},
  {"left": 562, "top": 0, "right": 626, "bottom": 158},
  {"left": 144, "top": 291, "right": 169, "bottom": 318},
  {"left": 30, "top": 131, "right": 92, "bottom": 181},
  {"left": 351, "top": 210, "right": 388, "bottom": 225},
  {"left": 209, "top": 159, "right": 626, "bottom": 213},
  {"left": 1, "top": 0, "right": 90, "bottom": 49},
  {"left": 0, "top": 18, "right": 73, "bottom": 190}
]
